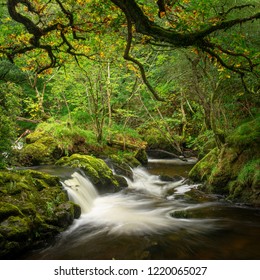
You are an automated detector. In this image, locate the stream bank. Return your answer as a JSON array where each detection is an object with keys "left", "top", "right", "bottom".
[{"left": 189, "top": 118, "right": 260, "bottom": 206}]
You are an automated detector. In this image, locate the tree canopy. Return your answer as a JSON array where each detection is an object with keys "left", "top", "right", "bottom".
[{"left": 1, "top": 1, "right": 259, "bottom": 79}]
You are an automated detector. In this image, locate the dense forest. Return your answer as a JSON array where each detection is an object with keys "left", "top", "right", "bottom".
[{"left": 0, "top": 0, "right": 259, "bottom": 258}]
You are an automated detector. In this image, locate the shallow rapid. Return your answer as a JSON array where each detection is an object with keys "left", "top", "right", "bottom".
[{"left": 22, "top": 159, "right": 260, "bottom": 260}]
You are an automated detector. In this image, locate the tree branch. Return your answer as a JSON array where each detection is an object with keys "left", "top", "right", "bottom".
[
  {"left": 118, "top": 4, "right": 165, "bottom": 101},
  {"left": 110, "top": 0, "right": 260, "bottom": 47}
]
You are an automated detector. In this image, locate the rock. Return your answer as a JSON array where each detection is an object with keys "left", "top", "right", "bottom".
[
  {"left": 106, "top": 155, "right": 134, "bottom": 180},
  {"left": 134, "top": 149, "right": 148, "bottom": 165},
  {"left": 0, "top": 169, "right": 80, "bottom": 258},
  {"left": 56, "top": 154, "right": 120, "bottom": 193},
  {"left": 114, "top": 174, "right": 128, "bottom": 188},
  {"left": 0, "top": 202, "right": 23, "bottom": 222},
  {"left": 17, "top": 133, "right": 63, "bottom": 166},
  {"left": 159, "top": 175, "right": 183, "bottom": 182}
]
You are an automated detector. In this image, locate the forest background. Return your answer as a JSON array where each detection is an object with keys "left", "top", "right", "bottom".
[{"left": 0, "top": 0, "right": 259, "bottom": 185}]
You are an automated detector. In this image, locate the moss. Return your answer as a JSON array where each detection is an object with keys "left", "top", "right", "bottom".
[
  {"left": 18, "top": 136, "right": 62, "bottom": 166},
  {"left": 0, "top": 202, "right": 24, "bottom": 222},
  {"left": 171, "top": 210, "right": 190, "bottom": 219},
  {"left": 189, "top": 147, "right": 219, "bottom": 182},
  {"left": 56, "top": 154, "right": 119, "bottom": 192},
  {"left": 190, "top": 118, "right": 260, "bottom": 205},
  {"left": 206, "top": 147, "right": 238, "bottom": 194},
  {"left": 0, "top": 169, "right": 80, "bottom": 258},
  {"left": 227, "top": 160, "right": 260, "bottom": 203},
  {"left": 134, "top": 149, "right": 148, "bottom": 165},
  {"left": 26, "top": 131, "right": 46, "bottom": 144},
  {"left": 107, "top": 155, "right": 134, "bottom": 180},
  {"left": 0, "top": 216, "right": 31, "bottom": 241},
  {"left": 237, "top": 159, "right": 260, "bottom": 188},
  {"left": 226, "top": 117, "right": 260, "bottom": 148},
  {"left": 139, "top": 126, "right": 170, "bottom": 150}
]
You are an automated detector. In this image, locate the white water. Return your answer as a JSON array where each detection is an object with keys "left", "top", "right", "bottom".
[
  {"left": 22, "top": 164, "right": 260, "bottom": 260},
  {"left": 63, "top": 172, "right": 98, "bottom": 213},
  {"left": 61, "top": 168, "right": 213, "bottom": 237}
]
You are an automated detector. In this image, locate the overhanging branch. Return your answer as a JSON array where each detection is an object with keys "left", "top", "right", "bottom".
[{"left": 123, "top": 12, "right": 165, "bottom": 101}]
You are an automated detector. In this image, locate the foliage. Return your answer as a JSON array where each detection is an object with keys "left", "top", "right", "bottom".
[
  {"left": 237, "top": 159, "right": 260, "bottom": 188},
  {"left": 0, "top": 81, "right": 22, "bottom": 168},
  {"left": 0, "top": 0, "right": 259, "bottom": 174},
  {"left": 35, "top": 120, "right": 98, "bottom": 152},
  {"left": 189, "top": 117, "right": 260, "bottom": 204},
  {"left": 226, "top": 116, "right": 260, "bottom": 148}
]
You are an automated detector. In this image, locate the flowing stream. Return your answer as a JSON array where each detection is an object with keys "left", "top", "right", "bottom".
[{"left": 23, "top": 159, "right": 260, "bottom": 260}]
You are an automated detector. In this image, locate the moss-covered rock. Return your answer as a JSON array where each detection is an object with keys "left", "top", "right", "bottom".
[
  {"left": 56, "top": 154, "right": 120, "bottom": 193},
  {"left": 0, "top": 202, "right": 23, "bottom": 222},
  {"left": 106, "top": 155, "right": 135, "bottom": 180},
  {"left": 134, "top": 149, "right": 148, "bottom": 165},
  {"left": 189, "top": 118, "right": 260, "bottom": 205},
  {"left": 0, "top": 169, "right": 80, "bottom": 258},
  {"left": 17, "top": 132, "right": 63, "bottom": 166}
]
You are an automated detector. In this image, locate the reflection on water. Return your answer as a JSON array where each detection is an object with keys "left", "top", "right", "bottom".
[
  {"left": 147, "top": 158, "right": 197, "bottom": 177},
  {"left": 21, "top": 160, "right": 260, "bottom": 260}
]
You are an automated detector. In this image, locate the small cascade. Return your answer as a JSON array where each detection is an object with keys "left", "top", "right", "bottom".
[
  {"left": 60, "top": 167, "right": 213, "bottom": 238},
  {"left": 21, "top": 162, "right": 260, "bottom": 260},
  {"left": 62, "top": 167, "right": 207, "bottom": 237},
  {"left": 127, "top": 167, "right": 185, "bottom": 197},
  {"left": 62, "top": 172, "right": 98, "bottom": 213}
]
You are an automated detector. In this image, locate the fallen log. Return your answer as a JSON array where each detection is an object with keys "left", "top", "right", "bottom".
[{"left": 147, "top": 149, "right": 187, "bottom": 161}]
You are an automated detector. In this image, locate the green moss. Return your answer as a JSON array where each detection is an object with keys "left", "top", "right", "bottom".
[
  {"left": 18, "top": 136, "right": 61, "bottom": 166},
  {"left": 237, "top": 159, "right": 260, "bottom": 188},
  {"left": 0, "top": 202, "right": 24, "bottom": 222},
  {"left": 134, "top": 149, "right": 148, "bottom": 165},
  {"left": 171, "top": 210, "right": 190, "bottom": 219},
  {"left": 0, "top": 169, "right": 80, "bottom": 258},
  {"left": 227, "top": 117, "right": 260, "bottom": 148},
  {"left": 0, "top": 216, "right": 31, "bottom": 241},
  {"left": 56, "top": 154, "right": 119, "bottom": 191},
  {"left": 108, "top": 154, "right": 134, "bottom": 179},
  {"left": 189, "top": 147, "right": 219, "bottom": 182},
  {"left": 34, "top": 121, "right": 99, "bottom": 154},
  {"left": 190, "top": 118, "right": 260, "bottom": 205},
  {"left": 26, "top": 131, "right": 46, "bottom": 144}
]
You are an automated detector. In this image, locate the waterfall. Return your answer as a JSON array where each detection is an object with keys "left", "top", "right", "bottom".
[
  {"left": 60, "top": 167, "right": 204, "bottom": 236},
  {"left": 62, "top": 172, "right": 98, "bottom": 213},
  {"left": 126, "top": 167, "right": 185, "bottom": 197},
  {"left": 21, "top": 163, "right": 260, "bottom": 260},
  {"left": 60, "top": 167, "right": 213, "bottom": 238}
]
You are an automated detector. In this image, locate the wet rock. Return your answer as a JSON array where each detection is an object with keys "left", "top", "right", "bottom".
[
  {"left": 106, "top": 156, "right": 134, "bottom": 180},
  {"left": 0, "top": 169, "right": 80, "bottom": 258},
  {"left": 56, "top": 154, "right": 120, "bottom": 193},
  {"left": 159, "top": 175, "right": 183, "bottom": 182},
  {"left": 114, "top": 174, "right": 128, "bottom": 189},
  {"left": 134, "top": 149, "right": 148, "bottom": 165}
]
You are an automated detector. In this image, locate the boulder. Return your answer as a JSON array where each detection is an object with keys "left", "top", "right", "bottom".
[
  {"left": 0, "top": 169, "right": 80, "bottom": 258},
  {"left": 17, "top": 132, "right": 63, "bottom": 166},
  {"left": 56, "top": 154, "right": 120, "bottom": 193}
]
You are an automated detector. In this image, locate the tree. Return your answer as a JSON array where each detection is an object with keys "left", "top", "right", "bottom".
[
  {"left": 1, "top": 1, "right": 259, "bottom": 85},
  {"left": 0, "top": 61, "right": 24, "bottom": 167},
  {"left": 0, "top": 0, "right": 259, "bottom": 155}
]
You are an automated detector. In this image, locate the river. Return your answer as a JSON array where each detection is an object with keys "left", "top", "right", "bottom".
[{"left": 21, "top": 158, "right": 260, "bottom": 260}]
